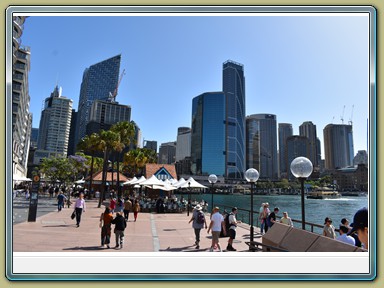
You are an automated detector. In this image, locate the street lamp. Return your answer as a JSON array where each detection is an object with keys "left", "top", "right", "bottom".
[
  {"left": 245, "top": 168, "right": 259, "bottom": 245},
  {"left": 187, "top": 181, "right": 191, "bottom": 217},
  {"left": 290, "top": 156, "right": 313, "bottom": 230},
  {"left": 208, "top": 174, "right": 217, "bottom": 214}
]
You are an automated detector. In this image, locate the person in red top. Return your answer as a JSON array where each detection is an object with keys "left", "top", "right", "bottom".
[
  {"left": 109, "top": 198, "right": 116, "bottom": 213},
  {"left": 100, "top": 207, "right": 114, "bottom": 248}
]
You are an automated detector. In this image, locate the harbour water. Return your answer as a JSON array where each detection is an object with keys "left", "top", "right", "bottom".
[{"left": 186, "top": 193, "right": 369, "bottom": 234}]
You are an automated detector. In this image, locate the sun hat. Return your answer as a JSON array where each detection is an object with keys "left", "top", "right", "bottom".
[{"left": 194, "top": 204, "right": 202, "bottom": 210}]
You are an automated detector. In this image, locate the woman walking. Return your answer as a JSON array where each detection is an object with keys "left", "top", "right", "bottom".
[
  {"left": 74, "top": 193, "right": 86, "bottom": 228},
  {"left": 100, "top": 207, "right": 113, "bottom": 248},
  {"left": 188, "top": 204, "right": 207, "bottom": 249},
  {"left": 133, "top": 200, "right": 140, "bottom": 222}
]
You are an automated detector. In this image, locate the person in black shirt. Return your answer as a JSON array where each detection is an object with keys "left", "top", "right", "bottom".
[{"left": 267, "top": 207, "right": 280, "bottom": 228}]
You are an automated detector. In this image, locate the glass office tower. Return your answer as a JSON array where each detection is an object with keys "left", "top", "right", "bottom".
[
  {"left": 191, "top": 92, "right": 226, "bottom": 176},
  {"left": 223, "top": 60, "right": 246, "bottom": 179},
  {"left": 75, "top": 54, "right": 121, "bottom": 148}
]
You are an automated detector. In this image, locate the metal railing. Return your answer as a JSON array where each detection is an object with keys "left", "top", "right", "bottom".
[{"left": 219, "top": 204, "right": 330, "bottom": 234}]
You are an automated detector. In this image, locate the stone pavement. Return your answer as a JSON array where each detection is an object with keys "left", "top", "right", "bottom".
[{"left": 13, "top": 199, "right": 262, "bottom": 253}]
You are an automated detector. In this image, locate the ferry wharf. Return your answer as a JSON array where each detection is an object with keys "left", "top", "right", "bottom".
[{"left": 13, "top": 199, "right": 262, "bottom": 252}]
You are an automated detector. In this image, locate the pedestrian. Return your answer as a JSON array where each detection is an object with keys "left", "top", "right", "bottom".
[
  {"left": 207, "top": 206, "right": 226, "bottom": 252},
  {"left": 111, "top": 211, "right": 127, "bottom": 249},
  {"left": 258, "top": 203, "right": 265, "bottom": 234},
  {"left": 267, "top": 207, "right": 279, "bottom": 228},
  {"left": 336, "top": 225, "right": 356, "bottom": 246},
  {"left": 227, "top": 207, "right": 241, "bottom": 251},
  {"left": 73, "top": 193, "right": 86, "bottom": 228},
  {"left": 57, "top": 191, "right": 67, "bottom": 211},
  {"left": 100, "top": 207, "right": 113, "bottom": 248},
  {"left": 350, "top": 207, "right": 368, "bottom": 250},
  {"left": 133, "top": 199, "right": 140, "bottom": 222},
  {"left": 188, "top": 204, "right": 207, "bottom": 249},
  {"left": 115, "top": 198, "right": 124, "bottom": 213},
  {"left": 323, "top": 217, "right": 336, "bottom": 239},
  {"left": 280, "top": 211, "right": 294, "bottom": 227},
  {"left": 341, "top": 218, "right": 352, "bottom": 233},
  {"left": 262, "top": 203, "right": 271, "bottom": 233},
  {"left": 123, "top": 197, "right": 133, "bottom": 221},
  {"left": 110, "top": 197, "right": 116, "bottom": 213}
]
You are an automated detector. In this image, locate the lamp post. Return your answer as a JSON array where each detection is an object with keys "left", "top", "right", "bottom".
[
  {"left": 245, "top": 168, "right": 260, "bottom": 245},
  {"left": 208, "top": 174, "right": 217, "bottom": 214},
  {"left": 290, "top": 157, "right": 313, "bottom": 230},
  {"left": 187, "top": 181, "right": 191, "bottom": 216}
]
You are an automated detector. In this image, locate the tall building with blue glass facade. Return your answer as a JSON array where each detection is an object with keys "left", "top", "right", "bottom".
[
  {"left": 223, "top": 60, "right": 246, "bottom": 179},
  {"left": 191, "top": 92, "right": 226, "bottom": 176},
  {"left": 278, "top": 123, "right": 293, "bottom": 178},
  {"left": 75, "top": 55, "right": 121, "bottom": 148}
]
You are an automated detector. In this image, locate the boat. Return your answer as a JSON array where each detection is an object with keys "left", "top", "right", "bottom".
[{"left": 306, "top": 188, "right": 341, "bottom": 199}]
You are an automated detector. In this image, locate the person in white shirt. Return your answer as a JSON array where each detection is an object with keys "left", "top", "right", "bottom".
[
  {"left": 336, "top": 225, "right": 356, "bottom": 246},
  {"left": 207, "top": 207, "right": 226, "bottom": 252}
]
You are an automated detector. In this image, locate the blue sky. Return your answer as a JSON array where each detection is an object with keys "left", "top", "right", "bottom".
[{"left": 20, "top": 13, "right": 370, "bottom": 157}]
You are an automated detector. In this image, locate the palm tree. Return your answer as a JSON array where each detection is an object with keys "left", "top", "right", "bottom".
[
  {"left": 77, "top": 133, "right": 102, "bottom": 198},
  {"left": 110, "top": 121, "right": 136, "bottom": 198},
  {"left": 98, "top": 130, "right": 120, "bottom": 208},
  {"left": 123, "top": 148, "right": 158, "bottom": 177}
]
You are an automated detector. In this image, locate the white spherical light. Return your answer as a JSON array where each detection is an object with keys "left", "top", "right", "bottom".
[
  {"left": 245, "top": 168, "right": 260, "bottom": 183},
  {"left": 290, "top": 157, "right": 313, "bottom": 178}
]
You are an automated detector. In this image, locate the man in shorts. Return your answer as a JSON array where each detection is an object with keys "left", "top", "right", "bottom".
[
  {"left": 227, "top": 207, "right": 241, "bottom": 251},
  {"left": 207, "top": 206, "right": 226, "bottom": 252}
]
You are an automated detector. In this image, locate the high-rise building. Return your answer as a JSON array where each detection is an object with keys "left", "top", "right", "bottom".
[
  {"left": 353, "top": 150, "right": 368, "bottom": 166},
  {"left": 191, "top": 92, "right": 226, "bottom": 176},
  {"left": 35, "top": 85, "right": 72, "bottom": 164},
  {"left": 85, "top": 99, "right": 131, "bottom": 135},
  {"left": 158, "top": 142, "right": 177, "bottom": 164},
  {"left": 75, "top": 54, "right": 121, "bottom": 147},
  {"left": 299, "top": 121, "right": 318, "bottom": 167},
  {"left": 175, "top": 127, "right": 191, "bottom": 162},
  {"left": 12, "top": 16, "right": 32, "bottom": 179},
  {"left": 223, "top": 60, "right": 246, "bottom": 179},
  {"left": 67, "top": 110, "right": 77, "bottom": 156},
  {"left": 246, "top": 114, "right": 278, "bottom": 180},
  {"left": 278, "top": 123, "right": 293, "bottom": 178},
  {"left": 30, "top": 128, "right": 39, "bottom": 149},
  {"left": 286, "top": 135, "right": 309, "bottom": 180},
  {"left": 143, "top": 140, "right": 157, "bottom": 153},
  {"left": 323, "top": 124, "right": 354, "bottom": 170}
]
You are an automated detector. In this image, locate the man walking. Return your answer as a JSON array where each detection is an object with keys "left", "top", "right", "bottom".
[
  {"left": 227, "top": 207, "right": 241, "bottom": 251},
  {"left": 123, "top": 197, "right": 133, "bottom": 221},
  {"left": 207, "top": 207, "right": 226, "bottom": 252},
  {"left": 111, "top": 211, "right": 127, "bottom": 249},
  {"left": 57, "top": 191, "right": 67, "bottom": 212}
]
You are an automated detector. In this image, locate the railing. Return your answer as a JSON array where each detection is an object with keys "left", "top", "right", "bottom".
[{"left": 219, "top": 204, "right": 333, "bottom": 235}]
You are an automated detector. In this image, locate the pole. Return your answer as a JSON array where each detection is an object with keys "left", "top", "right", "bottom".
[
  {"left": 250, "top": 182, "right": 254, "bottom": 246},
  {"left": 187, "top": 182, "right": 191, "bottom": 216},
  {"left": 300, "top": 177, "right": 306, "bottom": 230},
  {"left": 211, "top": 183, "right": 214, "bottom": 214}
]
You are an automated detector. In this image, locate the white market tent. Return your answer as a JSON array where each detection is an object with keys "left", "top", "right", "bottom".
[
  {"left": 128, "top": 176, "right": 147, "bottom": 185},
  {"left": 122, "top": 176, "right": 138, "bottom": 186},
  {"left": 140, "top": 175, "right": 165, "bottom": 187},
  {"left": 180, "top": 177, "right": 208, "bottom": 189},
  {"left": 13, "top": 175, "right": 32, "bottom": 182},
  {"left": 172, "top": 177, "right": 186, "bottom": 188}
]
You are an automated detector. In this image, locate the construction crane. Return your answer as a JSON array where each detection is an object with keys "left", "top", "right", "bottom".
[
  {"left": 108, "top": 69, "right": 126, "bottom": 102},
  {"left": 348, "top": 104, "right": 354, "bottom": 126},
  {"left": 340, "top": 105, "right": 346, "bottom": 124}
]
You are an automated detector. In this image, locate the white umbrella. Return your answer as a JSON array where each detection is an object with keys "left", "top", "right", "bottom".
[
  {"left": 130, "top": 176, "right": 147, "bottom": 185},
  {"left": 180, "top": 177, "right": 208, "bottom": 189},
  {"left": 173, "top": 177, "right": 186, "bottom": 188},
  {"left": 122, "top": 176, "right": 138, "bottom": 186},
  {"left": 140, "top": 175, "right": 165, "bottom": 187},
  {"left": 74, "top": 178, "right": 85, "bottom": 184}
]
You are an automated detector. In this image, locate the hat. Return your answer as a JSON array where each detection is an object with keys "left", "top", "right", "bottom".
[
  {"left": 350, "top": 207, "right": 368, "bottom": 233},
  {"left": 213, "top": 206, "right": 220, "bottom": 211},
  {"left": 232, "top": 207, "right": 238, "bottom": 212},
  {"left": 194, "top": 204, "right": 202, "bottom": 211}
]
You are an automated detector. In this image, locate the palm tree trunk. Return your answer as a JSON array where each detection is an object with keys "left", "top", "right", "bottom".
[
  {"left": 117, "top": 152, "right": 121, "bottom": 198},
  {"left": 88, "top": 154, "right": 94, "bottom": 199},
  {"left": 99, "top": 149, "right": 109, "bottom": 208}
]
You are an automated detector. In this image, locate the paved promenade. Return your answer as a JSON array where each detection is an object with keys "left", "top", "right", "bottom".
[{"left": 13, "top": 199, "right": 261, "bottom": 252}]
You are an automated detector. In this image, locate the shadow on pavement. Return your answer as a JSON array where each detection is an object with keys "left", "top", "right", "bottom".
[
  {"left": 62, "top": 246, "right": 105, "bottom": 251},
  {"left": 159, "top": 245, "right": 195, "bottom": 252}
]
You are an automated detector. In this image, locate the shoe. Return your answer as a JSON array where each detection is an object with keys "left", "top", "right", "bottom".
[
  {"left": 76, "top": 224, "right": 79, "bottom": 228},
  {"left": 196, "top": 245, "right": 200, "bottom": 249},
  {"left": 107, "top": 245, "right": 110, "bottom": 249},
  {"left": 115, "top": 245, "right": 119, "bottom": 248},
  {"left": 209, "top": 247, "right": 214, "bottom": 252}
]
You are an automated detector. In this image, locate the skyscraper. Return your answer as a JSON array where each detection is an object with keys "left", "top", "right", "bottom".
[
  {"left": 323, "top": 124, "right": 354, "bottom": 170},
  {"left": 223, "top": 60, "right": 246, "bottom": 179},
  {"left": 75, "top": 54, "right": 121, "bottom": 147},
  {"left": 175, "top": 127, "right": 191, "bottom": 162},
  {"left": 143, "top": 140, "right": 157, "bottom": 153},
  {"left": 191, "top": 92, "right": 226, "bottom": 176},
  {"left": 158, "top": 142, "right": 177, "bottom": 164},
  {"left": 35, "top": 85, "right": 72, "bottom": 163},
  {"left": 12, "top": 16, "right": 32, "bottom": 179},
  {"left": 299, "top": 121, "right": 318, "bottom": 167},
  {"left": 246, "top": 114, "right": 278, "bottom": 180},
  {"left": 286, "top": 135, "right": 309, "bottom": 180},
  {"left": 278, "top": 123, "right": 293, "bottom": 178}
]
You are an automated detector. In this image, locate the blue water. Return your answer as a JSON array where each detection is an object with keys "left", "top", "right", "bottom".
[{"left": 184, "top": 193, "right": 369, "bottom": 234}]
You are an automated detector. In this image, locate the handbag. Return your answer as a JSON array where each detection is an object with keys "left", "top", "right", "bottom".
[{"left": 71, "top": 211, "right": 76, "bottom": 220}]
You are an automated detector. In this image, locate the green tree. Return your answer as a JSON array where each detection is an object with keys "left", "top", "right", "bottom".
[
  {"left": 77, "top": 133, "right": 103, "bottom": 197},
  {"left": 110, "top": 121, "right": 136, "bottom": 198},
  {"left": 123, "top": 148, "right": 157, "bottom": 177}
]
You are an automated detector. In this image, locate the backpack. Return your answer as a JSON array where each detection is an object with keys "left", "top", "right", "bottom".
[
  {"left": 225, "top": 212, "right": 234, "bottom": 230},
  {"left": 196, "top": 211, "right": 205, "bottom": 224}
]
